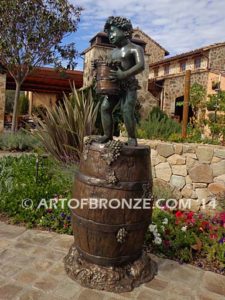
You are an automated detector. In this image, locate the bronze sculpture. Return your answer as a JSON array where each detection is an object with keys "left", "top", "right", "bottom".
[
  {"left": 64, "top": 16, "right": 156, "bottom": 293},
  {"left": 96, "top": 16, "right": 145, "bottom": 146}
]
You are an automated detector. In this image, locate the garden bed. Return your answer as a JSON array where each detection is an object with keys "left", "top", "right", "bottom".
[{"left": 0, "top": 154, "right": 224, "bottom": 275}]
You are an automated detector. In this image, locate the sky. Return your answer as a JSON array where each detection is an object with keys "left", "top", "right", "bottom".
[{"left": 68, "top": 0, "right": 225, "bottom": 70}]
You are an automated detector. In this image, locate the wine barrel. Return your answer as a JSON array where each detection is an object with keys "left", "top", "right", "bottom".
[
  {"left": 71, "top": 142, "right": 153, "bottom": 266},
  {"left": 96, "top": 61, "right": 119, "bottom": 95}
]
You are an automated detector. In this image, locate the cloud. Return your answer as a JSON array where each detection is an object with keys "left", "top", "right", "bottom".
[{"left": 71, "top": 0, "right": 225, "bottom": 69}]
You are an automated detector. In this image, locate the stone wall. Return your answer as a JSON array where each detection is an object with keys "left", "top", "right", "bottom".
[
  {"left": 0, "top": 73, "right": 6, "bottom": 132},
  {"left": 209, "top": 45, "right": 225, "bottom": 71},
  {"left": 163, "top": 71, "right": 209, "bottom": 115},
  {"left": 136, "top": 54, "right": 159, "bottom": 118},
  {"left": 132, "top": 29, "right": 166, "bottom": 64},
  {"left": 137, "top": 139, "right": 225, "bottom": 212}
]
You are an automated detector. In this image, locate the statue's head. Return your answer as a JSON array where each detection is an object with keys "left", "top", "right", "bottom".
[{"left": 104, "top": 16, "right": 133, "bottom": 44}]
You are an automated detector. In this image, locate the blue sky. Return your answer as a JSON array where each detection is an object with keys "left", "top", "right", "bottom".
[{"left": 68, "top": 0, "right": 225, "bottom": 70}]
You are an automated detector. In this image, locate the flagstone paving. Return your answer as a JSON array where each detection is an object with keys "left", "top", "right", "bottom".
[{"left": 0, "top": 221, "right": 224, "bottom": 300}]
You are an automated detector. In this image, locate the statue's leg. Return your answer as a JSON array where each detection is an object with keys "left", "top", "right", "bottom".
[
  {"left": 98, "top": 96, "right": 118, "bottom": 143},
  {"left": 122, "top": 90, "right": 137, "bottom": 146}
]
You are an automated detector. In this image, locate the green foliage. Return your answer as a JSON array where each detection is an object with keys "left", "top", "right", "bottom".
[
  {"left": 137, "top": 107, "right": 181, "bottom": 140},
  {"left": 35, "top": 85, "right": 99, "bottom": 164},
  {"left": 0, "top": 155, "right": 73, "bottom": 233},
  {"left": 0, "top": 0, "right": 82, "bottom": 131},
  {"left": 0, "top": 130, "right": 41, "bottom": 151},
  {"left": 189, "top": 83, "right": 206, "bottom": 111},
  {"left": 146, "top": 208, "right": 225, "bottom": 266},
  {"left": 206, "top": 91, "right": 225, "bottom": 142},
  {"left": 5, "top": 90, "right": 15, "bottom": 114}
]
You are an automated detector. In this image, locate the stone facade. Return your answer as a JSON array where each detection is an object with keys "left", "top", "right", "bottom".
[
  {"left": 0, "top": 73, "right": 6, "bottom": 132},
  {"left": 163, "top": 71, "right": 209, "bottom": 115},
  {"left": 209, "top": 45, "right": 225, "bottom": 71},
  {"left": 132, "top": 28, "right": 168, "bottom": 64},
  {"left": 149, "top": 43, "right": 225, "bottom": 117}
]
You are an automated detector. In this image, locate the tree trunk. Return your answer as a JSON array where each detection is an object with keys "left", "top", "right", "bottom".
[{"left": 11, "top": 81, "right": 21, "bottom": 132}]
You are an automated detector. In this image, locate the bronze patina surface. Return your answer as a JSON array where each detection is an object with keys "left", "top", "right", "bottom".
[
  {"left": 64, "top": 139, "right": 156, "bottom": 292},
  {"left": 64, "top": 246, "right": 157, "bottom": 293},
  {"left": 64, "top": 16, "right": 156, "bottom": 293},
  {"left": 95, "top": 16, "right": 145, "bottom": 147}
]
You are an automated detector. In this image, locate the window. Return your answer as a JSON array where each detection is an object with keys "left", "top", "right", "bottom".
[
  {"left": 194, "top": 57, "right": 201, "bottom": 69},
  {"left": 164, "top": 64, "right": 170, "bottom": 75},
  {"left": 154, "top": 67, "right": 159, "bottom": 77},
  {"left": 180, "top": 61, "right": 186, "bottom": 72}
]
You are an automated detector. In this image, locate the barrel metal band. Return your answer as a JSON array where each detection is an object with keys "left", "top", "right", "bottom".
[
  {"left": 72, "top": 210, "right": 150, "bottom": 232},
  {"left": 76, "top": 245, "right": 141, "bottom": 266},
  {"left": 77, "top": 172, "right": 149, "bottom": 191}
]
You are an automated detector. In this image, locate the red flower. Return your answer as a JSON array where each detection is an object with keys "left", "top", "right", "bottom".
[
  {"left": 201, "top": 221, "right": 209, "bottom": 230},
  {"left": 220, "top": 212, "right": 225, "bottom": 223},
  {"left": 187, "top": 211, "right": 194, "bottom": 219},
  {"left": 210, "top": 233, "right": 218, "bottom": 240},
  {"left": 163, "top": 240, "right": 170, "bottom": 247},
  {"left": 198, "top": 214, "right": 203, "bottom": 219},
  {"left": 175, "top": 211, "right": 183, "bottom": 218}
]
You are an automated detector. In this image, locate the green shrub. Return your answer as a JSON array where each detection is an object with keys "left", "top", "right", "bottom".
[
  {"left": 0, "top": 130, "right": 41, "bottom": 151},
  {"left": 0, "top": 155, "right": 73, "bottom": 233},
  {"left": 19, "top": 95, "right": 29, "bottom": 114},
  {"left": 137, "top": 107, "right": 181, "bottom": 140},
  {"left": 35, "top": 85, "right": 99, "bottom": 165}
]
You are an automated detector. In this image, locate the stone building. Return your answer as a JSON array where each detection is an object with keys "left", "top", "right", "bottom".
[
  {"left": 82, "top": 29, "right": 169, "bottom": 117},
  {"left": 149, "top": 42, "right": 225, "bottom": 120}
]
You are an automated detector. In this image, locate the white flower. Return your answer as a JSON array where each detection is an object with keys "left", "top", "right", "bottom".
[
  {"left": 154, "top": 237, "right": 162, "bottom": 245},
  {"left": 161, "top": 225, "right": 165, "bottom": 232},
  {"left": 162, "top": 218, "right": 168, "bottom": 225},
  {"left": 181, "top": 226, "right": 187, "bottom": 232},
  {"left": 149, "top": 224, "right": 157, "bottom": 233},
  {"left": 153, "top": 232, "right": 160, "bottom": 238}
]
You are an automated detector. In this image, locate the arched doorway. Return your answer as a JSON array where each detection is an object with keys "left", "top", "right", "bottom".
[{"left": 175, "top": 96, "right": 193, "bottom": 123}]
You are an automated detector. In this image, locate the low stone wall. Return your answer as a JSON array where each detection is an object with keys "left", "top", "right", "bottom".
[{"left": 137, "top": 139, "right": 225, "bottom": 211}]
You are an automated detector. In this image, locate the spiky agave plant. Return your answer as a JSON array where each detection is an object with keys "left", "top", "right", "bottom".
[{"left": 34, "top": 84, "right": 99, "bottom": 164}]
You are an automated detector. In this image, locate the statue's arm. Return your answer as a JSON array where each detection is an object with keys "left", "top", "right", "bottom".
[{"left": 125, "top": 46, "right": 145, "bottom": 77}]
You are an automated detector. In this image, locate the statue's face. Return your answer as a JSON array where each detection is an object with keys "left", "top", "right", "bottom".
[{"left": 108, "top": 26, "right": 126, "bottom": 45}]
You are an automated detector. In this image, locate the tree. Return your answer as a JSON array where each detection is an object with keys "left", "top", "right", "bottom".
[
  {"left": 189, "top": 83, "right": 206, "bottom": 118},
  {"left": 0, "top": 0, "right": 82, "bottom": 131}
]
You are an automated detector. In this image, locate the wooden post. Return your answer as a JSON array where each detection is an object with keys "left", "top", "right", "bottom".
[{"left": 182, "top": 70, "right": 191, "bottom": 138}]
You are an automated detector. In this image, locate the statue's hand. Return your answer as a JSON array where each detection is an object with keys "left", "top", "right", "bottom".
[{"left": 109, "top": 67, "right": 127, "bottom": 81}]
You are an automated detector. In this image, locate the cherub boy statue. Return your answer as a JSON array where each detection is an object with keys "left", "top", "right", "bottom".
[{"left": 96, "top": 16, "right": 145, "bottom": 146}]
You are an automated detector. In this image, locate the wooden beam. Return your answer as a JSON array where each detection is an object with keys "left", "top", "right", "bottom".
[{"left": 182, "top": 70, "right": 191, "bottom": 138}]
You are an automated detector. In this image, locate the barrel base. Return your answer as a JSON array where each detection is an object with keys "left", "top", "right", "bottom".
[{"left": 64, "top": 244, "right": 157, "bottom": 293}]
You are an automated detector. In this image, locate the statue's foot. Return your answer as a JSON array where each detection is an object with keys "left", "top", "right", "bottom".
[
  {"left": 127, "top": 138, "right": 137, "bottom": 147},
  {"left": 96, "top": 135, "right": 112, "bottom": 144}
]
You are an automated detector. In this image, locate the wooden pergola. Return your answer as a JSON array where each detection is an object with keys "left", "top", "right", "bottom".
[{"left": 6, "top": 66, "right": 83, "bottom": 93}]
